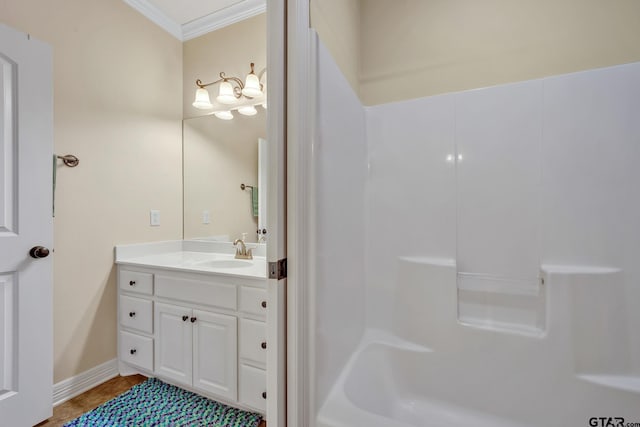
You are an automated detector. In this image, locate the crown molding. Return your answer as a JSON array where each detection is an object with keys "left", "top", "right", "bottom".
[
  {"left": 123, "top": 0, "right": 183, "bottom": 40},
  {"left": 182, "top": 0, "right": 266, "bottom": 41},
  {"left": 123, "top": 0, "right": 266, "bottom": 42}
]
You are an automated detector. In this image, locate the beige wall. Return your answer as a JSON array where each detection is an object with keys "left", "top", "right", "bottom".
[
  {"left": 310, "top": 0, "right": 361, "bottom": 96},
  {"left": 183, "top": 15, "right": 267, "bottom": 243},
  {"left": 0, "top": 1, "right": 183, "bottom": 382},
  {"left": 313, "top": 0, "right": 640, "bottom": 106},
  {"left": 183, "top": 14, "right": 266, "bottom": 118}
]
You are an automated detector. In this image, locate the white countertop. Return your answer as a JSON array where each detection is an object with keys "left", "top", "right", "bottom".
[{"left": 115, "top": 240, "right": 267, "bottom": 280}]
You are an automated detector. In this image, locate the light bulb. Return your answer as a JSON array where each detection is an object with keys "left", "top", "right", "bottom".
[
  {"left": 216, "top": 81, "right": 237, "bottom": 105},
  {"left": 192, "top": 88, "right": 212, "bottom": 109},
  {"left": 242, "top": 73, "right": 262, "bottom": 98},
  {"left": 238, "top": 105, "right": 258, "bottom": 116},
  {"left": 214, "top": 110, "right": 234, "bottom": 120}
]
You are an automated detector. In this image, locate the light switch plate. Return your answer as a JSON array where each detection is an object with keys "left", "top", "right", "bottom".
[
  {"left": 202, "top": 210, "right": 211, "bottom": 224},
  {"left": 150, "top": 210, "right": 160, "bottom": 226}
]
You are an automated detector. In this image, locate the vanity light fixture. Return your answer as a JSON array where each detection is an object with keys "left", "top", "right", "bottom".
[
  {"left": 192, "top": 62, "right": 266, "bottom": 111},
  {"left": 213, "top": 110, "right": 234, "bottom": 120},
  {"left": 237, "top": 105, "right": 258, "bottom": 116}
]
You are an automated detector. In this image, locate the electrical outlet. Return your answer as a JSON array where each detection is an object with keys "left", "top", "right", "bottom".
[
  {"left": 202, "top": 210, "right": 211, "bottom": 224},
  {"left": 150, "top": 210, "right": 160, "bottom": 226}
]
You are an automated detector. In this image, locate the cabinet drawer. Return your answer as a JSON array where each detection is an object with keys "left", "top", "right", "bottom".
[
  {"left": 239, "top": 364, "right": 266, "bottom": 412},
  {"left": 239, "top": 318, "right": 266, "bottom": 366},
  {"left": 239, "top": 286, "right": 267, "bottom": 318},
  {"left": 120, "top": 295, "right": 153, "bottom": 334},
  {"left": 120, "top": 270, "right": 153, "bottom": 295},
  {"left": 156, "top": 275, "right": 237, "bottom": 311},
  {"left": 120, "top": 331, "right": 153, "bottom": 371}
]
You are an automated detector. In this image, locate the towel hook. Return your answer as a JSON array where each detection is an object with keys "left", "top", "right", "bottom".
[
  {"left": 57, "top": 154, "right": 79, "bottom": 167},
  {"left": 240, "top": 183, "right": 254, "bottom": 190}
]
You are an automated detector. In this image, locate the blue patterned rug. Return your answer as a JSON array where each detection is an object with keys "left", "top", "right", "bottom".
[{"left": 64, "top": 378, "right": 263, "bottom": 427}]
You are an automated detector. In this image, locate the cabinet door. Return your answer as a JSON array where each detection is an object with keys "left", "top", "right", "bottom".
[
  {"left": 155, "top": 302, "right": 192, "bottom": 385},
  {"left": 192, "top": 309, "right": 237, "bottom": 401}
]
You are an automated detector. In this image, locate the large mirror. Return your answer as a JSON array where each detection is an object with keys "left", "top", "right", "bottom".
[
  {"left": 182, "top": 14, "right": 267, "bottom": 244},
  {"left": 183, "top": 112, "right": 267, "bottom": 243}
]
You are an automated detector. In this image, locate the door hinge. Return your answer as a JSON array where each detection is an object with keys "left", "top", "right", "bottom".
[{"left": 268, "top": 258, "right": 287, "bottom": 280}]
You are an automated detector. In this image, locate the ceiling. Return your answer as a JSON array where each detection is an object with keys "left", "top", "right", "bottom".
[{"left": 122, "top": 0, "right": 266, "bottom": 41}]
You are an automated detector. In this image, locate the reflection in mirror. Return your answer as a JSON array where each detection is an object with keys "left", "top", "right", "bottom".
[{"left": 183, "top": 111, "right": 266, "bottom": 243}]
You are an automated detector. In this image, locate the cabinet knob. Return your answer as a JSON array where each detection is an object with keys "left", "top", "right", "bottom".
[
  {"left": 130, "top": 349, "right": 137, "bottom": 355},
  {"left": 262, "top": 391, "right": 267, "bottom": 399},
  {"left": 190, "top": 317, "right": 197, "bottom": 323},
  {"left": 182, "top": 315, "right": 189, "bottom": 322},
  {"left": 129, "top": 312, "right": 136, "bottom": 318},
  {"left": 129, "top": 280, "right": 136, "bottom": 286},
  {"left": 261, "top": 300, "right": 267, "bottom": 308},
  {"left": 261, "top": 341, "right": 267, "bottom": 349}
]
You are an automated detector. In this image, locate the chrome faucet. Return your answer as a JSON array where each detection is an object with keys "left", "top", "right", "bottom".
[{"left": 233, "top": 239, "right": 253, "bottom": 260}]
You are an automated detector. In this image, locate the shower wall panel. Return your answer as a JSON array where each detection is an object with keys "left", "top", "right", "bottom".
[
  {"left": 541, "top": 62, "right": 640, "bottom": 373},
  {"left": 364, "top": 62, "right": 640, "bottom": 339},
  {"left": 455, "top": 81, "right": 542, "bottom": 280},
  {"left": 313, "top": 35, "right": 368, "bottom": 407},
  {"left": 365, "top": 96, "right": 456, "bottom": 328}
]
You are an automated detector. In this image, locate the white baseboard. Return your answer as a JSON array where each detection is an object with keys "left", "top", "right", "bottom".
[{"left": 53, "top": 358, "right": 119, "bottom": 407}]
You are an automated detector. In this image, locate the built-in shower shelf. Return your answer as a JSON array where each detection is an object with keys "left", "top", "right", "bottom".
[
  {"left": 458, "top": 318, "right": 546, "bottom": 337},
  {"left": 457, "top": 273, "right": 541, "bottom": 296},
  {"left": 457, "top": 273, "right": 546, "bottom": 336},
  {"left": 578, "top": 375, "right": 640, "bottom": 394}
]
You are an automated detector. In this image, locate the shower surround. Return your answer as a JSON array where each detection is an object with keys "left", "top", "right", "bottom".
[{"left": 311, "top": 32, "right": 640, "bottom": 427}]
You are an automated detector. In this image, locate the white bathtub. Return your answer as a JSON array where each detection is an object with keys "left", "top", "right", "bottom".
[
  {"left": 317, "top": 330, "right": 532, "bottom": 427},
  {"left": 317, "top": 328, "right": 640, "bottom": 427},
  {"left": 316, "top": 260, "right": 640, "bottom": 427}
]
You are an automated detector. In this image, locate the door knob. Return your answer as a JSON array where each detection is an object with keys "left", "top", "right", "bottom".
[{"left": 29, "top": 246, "right": 50, "bottom": 259}]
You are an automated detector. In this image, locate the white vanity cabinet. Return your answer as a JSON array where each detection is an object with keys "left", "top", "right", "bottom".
[
  {"left": 117, "top": 265, "right": 267, "bottom": 414},
  {"left": 155, "top": 302, "right": 237, "bottom": 400}
]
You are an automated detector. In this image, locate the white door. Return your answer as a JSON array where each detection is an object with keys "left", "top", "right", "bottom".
[
  {"left": 192, "top": 309, "right": 237, "bottom": 400},
  {"left": 266, "top": 0, "right": 287, "bottom": 425},
  {"left": 154, "top": 302, "right": 192, "bottom": 384},
  {"left": 0, "top": 24, "right": 53, "bottom": 427}
]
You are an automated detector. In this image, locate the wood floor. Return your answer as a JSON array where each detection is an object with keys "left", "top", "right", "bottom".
[{"left": 35, "top": 375, "right": 266, "bottom": 427}]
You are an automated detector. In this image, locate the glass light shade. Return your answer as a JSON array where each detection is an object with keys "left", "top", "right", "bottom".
[
  {"left": 238, "top": 105, "right": 258, "bottom": 116},
  {"left": 216, "top": 81, "right": 237, "bottom": 105},
  {"left": 192, "top": 88, "right": 213, "bottom": 109},
  {"left": 261, "top": 101, "right": 267, "bottom": 110},
  {"left": 242, "top": 73, "right": 262, "bottom": 97},
  {"left": 213, "top": 110, "right": 234, "bottom": 120}
]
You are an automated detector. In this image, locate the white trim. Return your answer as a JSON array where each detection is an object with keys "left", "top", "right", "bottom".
[
  {"left": 287, "top": 1, "right": 314, "bottom": 426},
  {"left": 52, "top": 359, "right": 119, "bottom": 407},
  {"left": 182, "top": 0, "right": 267, "bottom": 41},
  {"left": 266, "top": 0, "right": 287, "bottom": 426},
  {"left": 122, "top": 0, "right": 183, "bottom": 40},
  {"left": 122, "top": 0, "right": 266, "bottom": 42}
]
